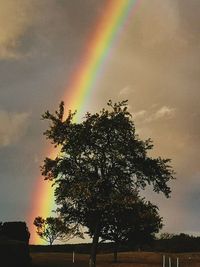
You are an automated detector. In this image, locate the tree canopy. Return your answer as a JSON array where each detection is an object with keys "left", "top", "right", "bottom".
[
  {"left": 41, "top": 100, "right": 174, "bottom": 267},
  {"left": 86, "top": 197, "right": 163, "bottom": 262},
  {"left": 33, "top": 216, "right": 79, "bottom": 245},
  {"left": 126, "top": 200, "right": 163, "bottom": 248}
]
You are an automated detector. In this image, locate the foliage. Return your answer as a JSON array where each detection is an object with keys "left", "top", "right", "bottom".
[
  {"left": 159, "top": 232, "right": 175, "bottom": 240},
  {"left": 33, "top": 216, "right": 79, "bottom": 245},
  {"left": 155, "top": 233, "right": 200, "bottom": 252},
  {"left": 126, "top": 201, "right": 163, "bottom": 248},
  {"left": 87, "top": 197, "right": 162, "bottom": 261},
  {"left": 41, "top": 100, "right": 174, "bottom": 266},
  {"left": 0, "top": 240, "right": 31, "bottom": 267},
  {"left": 102, "top": 199, "right": 162, "bottom": 244}
]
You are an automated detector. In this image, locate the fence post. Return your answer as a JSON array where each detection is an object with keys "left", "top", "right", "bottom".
[
  {"left": 169, "top": 257, "right": 171, "bottom": 267},
  {"left": 177, "top": 257, "right": 179, "bottom": 267},
  {"left": 162, "top": 255, "right": 165, "bottom": 267}
]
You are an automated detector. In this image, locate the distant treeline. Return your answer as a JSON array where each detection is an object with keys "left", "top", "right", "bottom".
[
  {"left": 30, "top": 242, "right": 130, "bottom": 254},
  {"left": 154, "top": 233, "right": 200, "bottom": 253},
  {"left": 30, "top": 233, "right": 200, "bottom": 254}
]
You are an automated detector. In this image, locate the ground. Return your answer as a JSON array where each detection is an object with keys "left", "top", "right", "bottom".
[{"left": 30, "top": 251, "right": 200, "bottom": 267}]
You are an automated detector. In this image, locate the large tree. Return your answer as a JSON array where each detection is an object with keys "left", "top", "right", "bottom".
[{"left": 41, "top": 100, "right": 174, "bottom": 267}]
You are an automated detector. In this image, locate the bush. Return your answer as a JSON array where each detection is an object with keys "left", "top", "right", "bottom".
[
  {"left": 0, "top": 236, "right": 31, "bottom": 267},
  {"left": 0, "top": 221, "right": 31, "bottom": 266},
  {"left": 1, "top": 222, "right": 30, "bottom": 244}
]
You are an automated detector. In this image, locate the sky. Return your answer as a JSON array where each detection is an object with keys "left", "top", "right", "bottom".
[{"left": 0, "top": 0, "right": 200, "bottom": 244}]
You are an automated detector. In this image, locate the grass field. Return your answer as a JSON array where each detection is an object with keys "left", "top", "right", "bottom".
[{"left": 31, "top": 251, "right": 200, "bottom": 267}]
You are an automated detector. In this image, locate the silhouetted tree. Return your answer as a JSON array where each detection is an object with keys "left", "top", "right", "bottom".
[
  {"left": 41, "top": 100, "right": 174, "bottom": 267},
  {"left": 33, "top": 216, "right": 79, "bottom": 245},
  {"left": 87, "top": 198, "right": 162, "bottom": 262},
  {"left": 127, "top": 201, "right": 163, "bottom": 250}
]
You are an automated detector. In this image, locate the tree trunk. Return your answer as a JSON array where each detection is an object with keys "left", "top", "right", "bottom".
[
  {"left": 89, "top": 221, "right": 101, "bottom": 267},
  {"left": 113, "top": 241, "right": 119, "bottom": 262}
]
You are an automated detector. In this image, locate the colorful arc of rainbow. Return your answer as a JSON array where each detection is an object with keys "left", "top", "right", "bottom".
[{"left": 29, "top": 0, "right": 140, "bottom": 244}]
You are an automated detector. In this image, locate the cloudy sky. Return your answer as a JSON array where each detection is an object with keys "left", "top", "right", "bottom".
[{"left": 0, "top": 0, "right": 200, "bottom": 244}]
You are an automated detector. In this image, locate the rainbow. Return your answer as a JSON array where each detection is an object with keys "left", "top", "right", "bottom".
[{"left": 28, "top": 0, "right": 141, "bottom": 244}]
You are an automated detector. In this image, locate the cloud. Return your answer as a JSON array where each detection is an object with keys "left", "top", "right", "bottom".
[
  {"left": 119, "top": 86, "right": 132, "bottom": 96},
  {"left": 0, "top": 0, "right": 105, "bottom": 60},
  {"left": 138, "top": 0, "right": 181, "bottom": 48},
  {"left": 147, "top": 106, "right": 176, "bottom": 122},
  {"left": 0, "top": 1, "right": 37, "bottom": 59},
  {"left": 133, "top": 110, "right": 147, "bottom": 119},
  {"left": 133, "top": 106, "right": 175, "bottom": 123},
  {"left": 156, "top": 106, "right": 175, "bottom": 117},
  {"left": 0, "top": 110, "right": 29, "bottom": 147}
]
